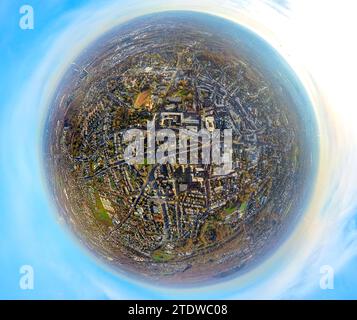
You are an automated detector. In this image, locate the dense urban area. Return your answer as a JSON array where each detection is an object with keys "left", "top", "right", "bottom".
[{"left": 45, "top": 13, "right": 311, "bottom": 284}]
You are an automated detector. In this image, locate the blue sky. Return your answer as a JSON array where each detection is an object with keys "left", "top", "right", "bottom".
[{"left": 1, "top": 0, "right": 357, "bottom": 299}]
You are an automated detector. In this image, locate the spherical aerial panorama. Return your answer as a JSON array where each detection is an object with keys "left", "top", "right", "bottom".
[{"left": 44, "top": 11, "right": 317, "bottom": 286}]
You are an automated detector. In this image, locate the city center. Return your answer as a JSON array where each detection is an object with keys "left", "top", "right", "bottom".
[{"left": 44, "top": 12, "right": 316, "bottom": 285}]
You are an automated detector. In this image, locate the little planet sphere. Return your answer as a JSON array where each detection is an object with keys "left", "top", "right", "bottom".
[{"left": 44, "top": 12, "right": 316, "bottom": 285}]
